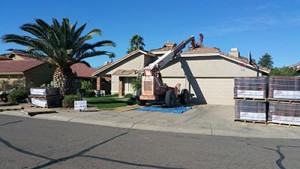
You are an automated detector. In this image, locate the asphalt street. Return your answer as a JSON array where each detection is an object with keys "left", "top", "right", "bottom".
[{"left": 1, "top": 115, "right": 300, "bottom": 169}]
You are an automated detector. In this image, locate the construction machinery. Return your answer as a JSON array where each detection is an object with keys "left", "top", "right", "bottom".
[{"left": 138, "top": 36, "right": 196, "bottom": 107}]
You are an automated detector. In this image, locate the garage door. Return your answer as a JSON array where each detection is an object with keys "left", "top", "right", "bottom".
[
  {"left": 162, "top": 77, "right": 234, "bottom": 105},
  {"left": 193, "top": 78, "right": 234, "bottom": 105}
]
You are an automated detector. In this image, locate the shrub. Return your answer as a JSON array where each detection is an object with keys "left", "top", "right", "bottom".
[
  {"left": 111, "top": 93, "right": 119, "bottom": 97},
  {"left": 81, "top": 80, "right": 93, "bottom": 90},
  {"left": 7, "top": 89, "right": 28, "bottom": 103},
  {"left": 62, "top": 94, "right": 80, "bottom": 108},
  {"left": 124, "top": 93, "right": 133, "bottom": 98},
  {"left": 84, "top": 90, "right": 95, "bottom": 98}
]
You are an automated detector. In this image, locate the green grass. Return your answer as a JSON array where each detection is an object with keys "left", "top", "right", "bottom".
[{"left": 84, "top": 96, "right": 136, "bottom": 110}]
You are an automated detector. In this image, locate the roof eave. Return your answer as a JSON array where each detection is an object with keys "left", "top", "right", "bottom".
[{"left": 93, "top": 49, "right": 148, "bottom": 76}]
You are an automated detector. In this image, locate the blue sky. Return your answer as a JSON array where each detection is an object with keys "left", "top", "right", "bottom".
[{"left": 1, "top": 0, "right": 299, "bottom": 68}]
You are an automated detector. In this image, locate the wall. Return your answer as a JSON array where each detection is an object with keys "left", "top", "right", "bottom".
[
  {"left": 160, "top": 56, "right": 260, "bottom": 79},
  {"left": 105, "top": 53, "right": 147, "bottom": 75},
  {"left": 0, "top": 74, "right": 25, "bottom": 90},
  {"left": 25, "top": 64, "right": 55, "bottom": 88}
]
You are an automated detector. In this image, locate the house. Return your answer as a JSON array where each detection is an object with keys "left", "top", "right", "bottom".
[
  {"left": 93, "top": 50, "right": 156, "bottom": 96},
  {"left": 94, "top": 43, "right": 270, "bottom": 105},
  {"left": 0, "top": 53, "right": 55, "bottom": 90},
  {"left": 71, "top": 62, "right": 97, "bottom": 90},
  {"left": 290, "top": 62, "right": 300, "bottom": 73}
]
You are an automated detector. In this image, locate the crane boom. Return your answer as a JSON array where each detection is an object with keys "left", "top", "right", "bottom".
[{"left": 147, "top": 36, "right": 195, "bottom": 70}]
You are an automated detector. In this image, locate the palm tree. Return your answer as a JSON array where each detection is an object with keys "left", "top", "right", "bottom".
[
  {"left": 108, "top": 52, "right": 115, "bottom": 62},
  {"left": 2, "top": 18, "right": 115, "bottom": 95},
  {"left": 127, "top": 34, "right": 145, "bottom": 53}
]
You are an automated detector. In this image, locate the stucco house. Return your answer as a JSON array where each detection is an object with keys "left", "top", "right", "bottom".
[
  {"left": 0, "top": 52, "right": 108, "bottom": 94},
  {"left": 0, "top": 53, "right": 55, "bottom": 90},
  {"left": 93, "top": 43, "right": 270, "bottom": 105}
]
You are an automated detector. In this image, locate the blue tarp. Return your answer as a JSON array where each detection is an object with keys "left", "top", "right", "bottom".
[{"left": 135, "top": 105, "right": 192, "bottom": 114}]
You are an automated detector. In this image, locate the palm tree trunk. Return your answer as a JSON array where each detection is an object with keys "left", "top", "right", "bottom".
[{"left": 53, "top": 66, "right": 74, "bottom": 96}]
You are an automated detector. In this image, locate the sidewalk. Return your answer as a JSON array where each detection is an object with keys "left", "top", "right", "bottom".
[{"left": 1, "top": 104, "right": 300, "bottom": 139}]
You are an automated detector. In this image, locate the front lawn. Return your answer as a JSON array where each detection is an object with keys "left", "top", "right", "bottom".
[{"left": 85, "top": 96, "right": 136, "bottom": 110}]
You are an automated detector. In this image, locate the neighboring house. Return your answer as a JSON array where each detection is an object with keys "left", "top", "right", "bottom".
[
  {"left": 71, "top": 62, "right": 98, "bottom": 90},
  {"left": 0, "top": 53, "right": 55, "bottom": 90},
  {"left": 71, "top": 62, "right": 111, "bottom": 94},
  {"left": 93, "top": 42, "right": 270, "bottom": 105},
  {"left": 290, "top": 62, "right": 300, "bottom": 73},
  {"left": 93, "top": 50, "right": 156, "bottom": 96},
  {"left": 0, "top": 52, "right": 106, "bottom": 93}
]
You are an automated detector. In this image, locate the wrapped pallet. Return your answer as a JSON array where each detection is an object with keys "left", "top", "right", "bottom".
[
  {"left": 30, "top": 88, "right": 60, "bottom": 96},
  {"left": 30, "top": 88, "right": 61, "bottom": 108},
  {"left": 235, "top": 100, "right": 267, "bottom": 122},
  {"left": 234, "top": 77, "right": 268, "bottom": 99},
  {"left": 269, "top": 76, "right": 300, "bottom": 100},
  {"left": 268, "top": 102, "right": 300, "bottom": 125}
]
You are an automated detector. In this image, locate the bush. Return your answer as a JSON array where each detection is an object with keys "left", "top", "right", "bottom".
[
  {"left": 62, "top": 94, "right": 80, "bottom": 108},
  {"left": 270, "top": 67, "right": 299, "bottom": 76},
  {"left": 124, "top": 93, "right": 133, "bottom": 98},
  {"left": 81, "top": 80, "right": 93, "bottom": 91},
  {"left": 111, "top": 93, "right": 119, "bottom": 97},
  {"left": 84, "top": 90, "right": 95, "bottom": 98},
  {"left": 7, "top": 89, "right": 28, "bottom": 103}
]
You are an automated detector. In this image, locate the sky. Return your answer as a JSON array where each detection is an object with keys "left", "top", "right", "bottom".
[{"left": 0, "top": 0, "right": 300, "bottom": 68}]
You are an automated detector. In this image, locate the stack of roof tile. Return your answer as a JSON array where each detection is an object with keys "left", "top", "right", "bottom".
[{"left": 30, "top": 88, "right": 61, "bottom": 108}]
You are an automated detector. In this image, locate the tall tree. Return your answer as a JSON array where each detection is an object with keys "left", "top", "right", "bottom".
[
  {"left": 108, "top": 52, "right": 115, "bottom": 62},
  {"left": 258, "top": 53, "right": 273, "bottom": 68},
  {"left": 2, "top": 18, "right": 115, "bottom": 95},
  {"left": 127, "top": 34, "right": 145, "bottom": 53}
]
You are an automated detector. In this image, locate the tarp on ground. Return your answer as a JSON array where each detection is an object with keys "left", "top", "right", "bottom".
[{"left": 135, "top": 105, "right": 192, "bottom": 114}]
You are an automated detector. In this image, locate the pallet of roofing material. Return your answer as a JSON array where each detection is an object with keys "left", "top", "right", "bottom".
[
  {"left": 268, "top": 76, "right": 300, "bottom": 100},
  {"left": 234, "top": 77, "right": 268, "bottom": 100},
  {"left": 234, "top": 100, "right": 267, "bottom": 123},
  {"left": 31, "top": 95, "right": 61, "bottom": 108},
  {"left": 30, "top": 87, "right": 60, "bottom": 96},
  {"left": 268, "top": 102, "right": 300, "bottom": 126}
]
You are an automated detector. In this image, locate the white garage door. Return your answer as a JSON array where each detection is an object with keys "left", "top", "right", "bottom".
[
  {"left": 194, "top": 78, "right": 234, "bottom": 105},
  {"left": 162, "top": 77, "right": 234, "bottom": 105}
]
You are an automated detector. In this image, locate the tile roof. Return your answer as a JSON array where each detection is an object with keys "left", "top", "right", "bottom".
[
  {"left": 290, "top": 61, "right": 300, "bottom": 68},
  {"left": 181, "top": 46, "right": 221, "bottom": 54},
  {"left": 0, "top": 59, "right": 44, "bottom": 74},
  {"left": 0, "top": 56, "right": 12, "bottom": 60},
  {"left": 150, "top": 42, "right": 177, "bottom": 53},
  {"left": 71, "top": 62, "right": 97, "bottom": 78},
  {"left": 112, "top": 69, "right": 139, "bottom": 75},
  {"left": 181, "top": 46, "right": 270, "bottom": 73}
]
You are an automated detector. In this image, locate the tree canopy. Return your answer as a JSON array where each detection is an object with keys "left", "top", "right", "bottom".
[
  {"left": 258, "top": 53, "right": 273, "bottom": 68},
  {"left": 2, "top": 18, "right": 116, "bottom": 95},
  {"left": 127, "top": 34, "right": 145, "bottom": 53},
  {"left": 269, "top": 67, "right": 299, "bottom": 76}
]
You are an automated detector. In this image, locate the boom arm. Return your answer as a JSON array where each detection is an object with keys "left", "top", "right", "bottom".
[{"left": 147, "top": 36, "right": 195, "bottom": 70}]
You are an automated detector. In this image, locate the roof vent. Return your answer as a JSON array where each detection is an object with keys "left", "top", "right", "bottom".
[{"left": 229, "top": 48, "right": 240, "bottom": 58}]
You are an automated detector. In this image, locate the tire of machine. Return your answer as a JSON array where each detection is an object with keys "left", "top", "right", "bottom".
[
  {"left": 180, "top": 89, "right": 190, "bottom": 104},
  {"left": 165, "top": 89, "right": 176, "bottom": 107}
]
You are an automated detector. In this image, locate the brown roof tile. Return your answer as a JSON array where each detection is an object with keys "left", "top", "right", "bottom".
[
  {"left": 181, "top": 46, "right": 221, "bottom": 54},
  {"left": 0, "top": 59, "right": 44, "bottom": 73},
  {"left": 112, "top": 69, "right": 139, "bottom": 75},
  {"left": 151, "top": 42, "right": 177, "bottom": 53},
  {"left": 71, "top": 63, "right": 97, "bottom": 78},
  {"left": 181, "top": 46, "right": 270, "bottom": 73}
]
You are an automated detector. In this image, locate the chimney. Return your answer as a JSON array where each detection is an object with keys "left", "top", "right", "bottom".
[{"left": 229, "top": 48, "right": 240, "bottom": 58}]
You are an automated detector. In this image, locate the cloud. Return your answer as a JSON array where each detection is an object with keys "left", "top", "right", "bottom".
[{"left": 255, "top": 3, "right": 278, "bottom": 10}]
